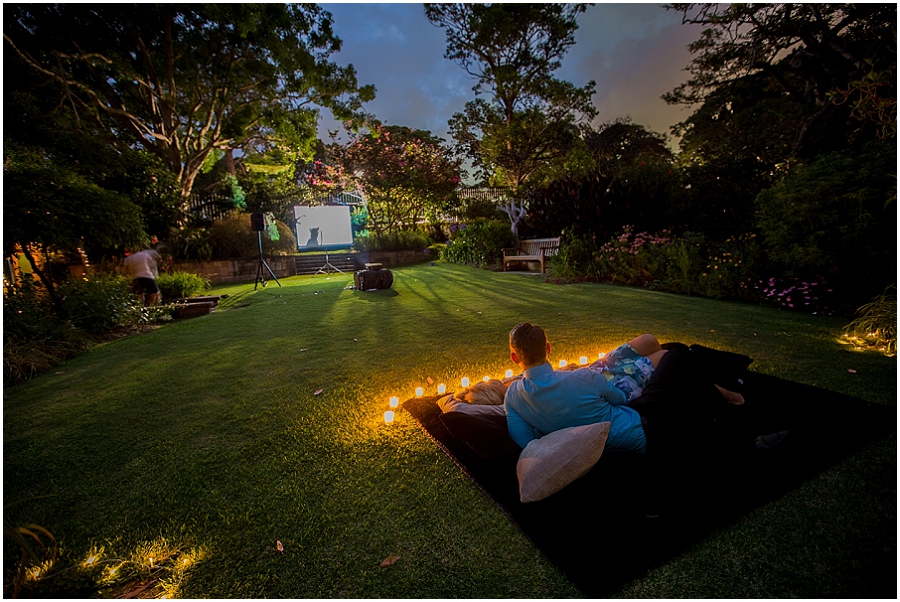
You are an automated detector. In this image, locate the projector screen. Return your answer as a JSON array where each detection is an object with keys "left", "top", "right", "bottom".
[{"left": 293, "top": 205, "right": 353, "bottom": 251}]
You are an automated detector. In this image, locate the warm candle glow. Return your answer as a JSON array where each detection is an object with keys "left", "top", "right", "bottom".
[
  {"left": 579, "top": 356, "right": 588, "bottom": 365},
  {"left": 389, "top": 396, "right": 399, "bottom": 408},
  {"left": 505, "top": 369, "right": 513, "bottom": 378},
  {"left": 461, "top": 377, "right": 470, "bottom": 387},
  {"left": 559, "top": 360, "right": 567, "bottom": 367},
  {"left": 384, "top": 410, "right": 395, "bottom": 423},
  {"left": 437, "top": 383, "right": 446, "bottom": 394},
  {"left": 415, "top": 387, "right": 423, "bottom": 398}
]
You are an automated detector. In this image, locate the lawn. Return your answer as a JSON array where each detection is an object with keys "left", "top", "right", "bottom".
[{"left": 3, "top": 262, "right": 896, "bottom": 598}]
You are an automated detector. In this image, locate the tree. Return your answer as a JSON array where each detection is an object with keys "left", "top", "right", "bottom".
[
  {"left": 664, "top": 3, "right": 896, "bottom": 157},
  {"left": 523, "top": 121, "right": 677, "bottom": 239},
  {"left": 4, "top": 53, "right": 180, "bottom": 309},
  {"left": 4, "top": 4, "right": 375, "bottom": 202},
  {"left": 309, "top": 124, "right": 462, "bottom": 233},
  {"left": 426, "top": 3, "right": 597, "bottom": 196}
]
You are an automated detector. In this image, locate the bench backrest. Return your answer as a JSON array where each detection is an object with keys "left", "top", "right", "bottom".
[{"left": 519, "top": 237, "right": 560, "bottom": 256}]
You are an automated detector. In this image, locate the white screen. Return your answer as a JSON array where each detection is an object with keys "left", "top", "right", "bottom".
[{"left": 293, "top": 205, "right": 353, "bottom": 250}]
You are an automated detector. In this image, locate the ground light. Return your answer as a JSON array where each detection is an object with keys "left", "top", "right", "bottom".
[{"left": 382, "top": 344, "right": 618, "bottom": 423}]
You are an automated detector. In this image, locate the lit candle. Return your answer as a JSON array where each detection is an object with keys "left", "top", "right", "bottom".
[
  {"left": 415, "top": 387, "right": 423, "bottom": 398},
  {"left": 505, "top": 369, "right": 513, "bottom": 378},
  {"left": 461, "top": 377, "right": 470, "bottom": 388},
  {"left": 559, "top": 360, "right": 567, "bottom": 368},
  {"left": 389, "top": 396, "right": 399, "bottom": 408},
  {"left": 437, "top": 383, "right": 446, "bottom": 394},
  {"left": 579, "top": 356, "right": 588, "bottom": 365},
  {"left": 384, "top": 410, "right": 395, "bottom": 424}
]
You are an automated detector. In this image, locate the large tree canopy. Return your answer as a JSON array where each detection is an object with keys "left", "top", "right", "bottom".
[
  {"left": 664, "top": 3, "right": 896, "bottom": 156},
  {"left": 425, "top": 3, "right": 596, "bottom": 193},
  {"left": 4, "top": 4, "right": 375, "bottom": 200}
]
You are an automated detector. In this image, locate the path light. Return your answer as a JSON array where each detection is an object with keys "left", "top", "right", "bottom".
[
  {"left": 389, "top": 396, "right": 399, "bottom": 408},
  {"left": 506, "top": 369, "right": 514, "bottom": 378},
  {"left": 559, "top": 360, "right": 567, "bottom": 368},
  {"left": 384, "top": 410, "right": 395, "bottom": 424},
  {"left": 579, "top": 356, "right": 588, "bottom": 365},
  {"left": 483, "top": 376, "right": 491, "bottom": 382},
  {"left": 437, "top": 383, "right": 446, "bottom": 394},
  {"left": 461, "top": 377, "right": 470, "bottom": 388},
  {"left": 415, "top": 387, "right": 423, "bottom": 398},
  {"left": 598, "top": 352, "right": 606, "bottom": 360}
]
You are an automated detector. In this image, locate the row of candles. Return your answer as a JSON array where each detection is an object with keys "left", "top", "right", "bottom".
[{"left": 383, "top": 352, "right": 607, "bottom": 423}]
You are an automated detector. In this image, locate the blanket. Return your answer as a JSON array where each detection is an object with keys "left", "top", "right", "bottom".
[{"left": 401, "top": 345, "right": 895, "bottom": 597}]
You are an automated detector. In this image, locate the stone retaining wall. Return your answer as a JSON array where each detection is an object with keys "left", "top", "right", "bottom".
[{"left": 173, "top": 249, "right": 432, "bottom": 284}]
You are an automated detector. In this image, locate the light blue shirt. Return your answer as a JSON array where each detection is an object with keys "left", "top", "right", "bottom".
[{"left": 504, "top": 362, "right": 647, "bottom": 453}]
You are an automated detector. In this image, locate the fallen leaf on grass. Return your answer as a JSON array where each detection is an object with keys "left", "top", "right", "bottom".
[
  {"left": 379, "top": 555, "right": 401, "bottom": 568},
  {"left": 300, "top": 348, "right": 308, "bottom": 352},
  {"left": 426, "top": 377, "right": 434, "bottom": 385},
  {"left": 314, "top": 389, "right": 324, "bottom": 395},
  {"left": 276, "top": 540, "right": 284, "bottom": 553},
  {"left": 847, "top": 369, "right": 857, "bottom": 374}
]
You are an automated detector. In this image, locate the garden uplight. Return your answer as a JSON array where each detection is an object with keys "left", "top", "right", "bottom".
[
  {"left": 579, "top": 356, "right": 588, "bottom": 365},
  {"left": 461, "top": 377, "right": 470, "bottom": 387},
  {"left": 389, "top": 396, "right": 399, "bottom": 408},
  {"left": 437, "top": 383, "right": 446, "bottom": 394},
  {"left": 506, "top": 369, "right": 513, "bottom": 378},
  {"left": 559, "top": 360, "right": 567, "bottom": 367},
  {"left": 415, "top": 387, "right": 423, "bottom": 398},
  {"left": 598, "top": 352, "right": 606, "bottom": 359},
  {"left": 483, "top": 375, "right": 490, "bottom": 382},
  {"left": 384, "top": 410, "right": 395, "bottom": 424}
]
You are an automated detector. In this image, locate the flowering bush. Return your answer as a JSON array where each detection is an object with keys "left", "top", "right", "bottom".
[
  {"left": 307, "top": 123, "right": 463, "bottom": 233},
  {"left": 751, "top": 276, "right": 836, "bottom": 314},
  {"left": 594, "top": 225, "right": 672, "bottom": 286}
]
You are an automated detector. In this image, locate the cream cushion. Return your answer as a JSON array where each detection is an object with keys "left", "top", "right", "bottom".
[{"left": 517, "top": 422, "right": 611, "bottom": 502}]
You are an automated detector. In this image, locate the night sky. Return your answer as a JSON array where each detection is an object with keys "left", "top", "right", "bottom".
[{"left": 317, "top": 3, "right": 706, "bottom": 149}]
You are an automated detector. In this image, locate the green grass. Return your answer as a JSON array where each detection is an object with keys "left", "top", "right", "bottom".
[{"left": 4, "top": 263, "right": 895, "bottom": 597}]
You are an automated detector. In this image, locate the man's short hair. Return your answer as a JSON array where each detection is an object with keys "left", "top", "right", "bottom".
[{"left": 509, "top": 322, "right": 549, "bottom": 366}]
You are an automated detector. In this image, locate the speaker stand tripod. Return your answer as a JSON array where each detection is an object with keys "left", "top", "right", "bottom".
[
  {"left": 314, "top": 232, "right": 345, "bottom": 275},
  {"left": 255, "top": 230, "right": 282, "bottom": 290}
]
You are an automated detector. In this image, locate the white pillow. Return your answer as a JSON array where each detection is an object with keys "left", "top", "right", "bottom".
[
  {"left": 517, "top": 422, "right": 610, "bottom": 503},
  {"left": 436, "top": 394, "right": 506, "bottom": 417}
]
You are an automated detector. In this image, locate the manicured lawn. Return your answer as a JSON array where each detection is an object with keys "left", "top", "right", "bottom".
[{"left": 3, "top": 263, "right": 895, "bottom": 597}]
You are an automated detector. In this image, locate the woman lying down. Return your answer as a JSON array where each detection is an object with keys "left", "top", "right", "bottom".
[{"left": 455, "top": 333, "right": 744, "bottom": 407}]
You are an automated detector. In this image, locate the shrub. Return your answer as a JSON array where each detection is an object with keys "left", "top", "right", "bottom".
[
  {"left": 157, "top": 272, "right": 210, "bottom": 300},
  {"left": 842, "top": 285, "right": 896, "bottom": 355},
  {"left": 440, "top": 220, "right": 517, "bottom": 266},
  {"left": 4, "top": 279, "right": 90, "bottom": 387},
  {"left": 546, "top": 230, "right": 599, "bottom": 281},
  {"left": 351, "top": 228, "right": 435, "bottom": 252},
  {"left": 57, "top": 275, "right": 146, "bottom": 335},
  {"left": 593, "top": 226, "right": 673, "bottom": 286},
  {"left": 754, "top": 138, "right": 896, "bottom": 303},
  {"left": 206, "top": 213, "right": 297, "bottom": 258}
]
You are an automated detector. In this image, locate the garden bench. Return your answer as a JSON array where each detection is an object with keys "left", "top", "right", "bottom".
[{"left": 502, "top": 237, "right": 561, "bottom": 274}]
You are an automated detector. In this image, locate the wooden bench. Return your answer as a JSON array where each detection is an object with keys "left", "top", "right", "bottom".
[{"left": 502, "top": 237, "right": 561, "bottom": 274}]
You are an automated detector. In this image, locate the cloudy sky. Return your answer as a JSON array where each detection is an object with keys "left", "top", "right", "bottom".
[{"left": 317, "top": 3, "right": 706, "bottom": 148}]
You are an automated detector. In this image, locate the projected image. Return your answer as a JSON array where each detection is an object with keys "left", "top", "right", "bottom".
[{"left": 293, "top": 205, "right": 353, "bottom": 251}]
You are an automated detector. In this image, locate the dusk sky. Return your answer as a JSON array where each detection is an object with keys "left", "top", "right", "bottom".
[{"left": 317, "top": 3, "right": 707, "bottom": 150}]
